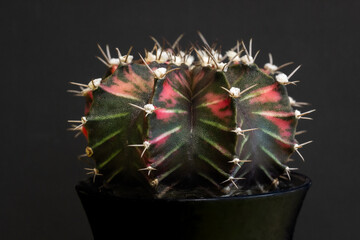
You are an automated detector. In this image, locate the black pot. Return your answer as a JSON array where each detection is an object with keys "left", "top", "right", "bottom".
[{"left": 76, "top": 173, "right": 310, "bottom": 240}]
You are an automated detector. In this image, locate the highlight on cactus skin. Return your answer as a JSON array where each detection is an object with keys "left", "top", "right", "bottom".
[{"left": 68, "top": 33, "right": 314, "bottom": 198}]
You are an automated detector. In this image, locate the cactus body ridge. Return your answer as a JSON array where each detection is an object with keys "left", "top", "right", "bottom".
[{"left": 69, "top": 35, "right": 314, "bottom": 198}]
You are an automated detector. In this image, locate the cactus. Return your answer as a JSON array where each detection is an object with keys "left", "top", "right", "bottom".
[{"left": 69, "top": 34, "right": 314, "bottom": 198}]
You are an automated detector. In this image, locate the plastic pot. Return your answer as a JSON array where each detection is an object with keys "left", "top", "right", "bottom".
[{"left": 76, "top": 172, "right": 311, "bottom": 240}]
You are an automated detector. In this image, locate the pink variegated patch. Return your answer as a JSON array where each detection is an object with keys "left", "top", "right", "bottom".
[
  {"left": 201, "top": 92, "right": 233, "bottom": 122},
  {"left": 264, "top": 116, "right": 293, "bottom": 138},
  {"left": 249, "top": 84, "right": 281, "bottom": 104},
  {"left": 154, "top": 109, "right": 187, "bottom": 123},
  {"left": 158, "top": 80, "right": 181, "bottom": 108},
  {"left": 101, "top": 65, "right": 153, "bottom": 99}
]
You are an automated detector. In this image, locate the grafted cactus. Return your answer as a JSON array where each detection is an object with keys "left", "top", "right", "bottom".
[{"left": 69, "top": 34, "right": 314, "bottom": 198}]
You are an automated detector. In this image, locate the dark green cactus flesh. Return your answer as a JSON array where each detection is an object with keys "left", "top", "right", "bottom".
[{"left": 69, "top": 37, "right": 313, "bottom": 198}]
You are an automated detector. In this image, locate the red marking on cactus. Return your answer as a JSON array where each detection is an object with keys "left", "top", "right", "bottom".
[
  {"left": 110, "top": 65, "right": 117, "bottom": 74},
  {"left": 151, "top": 134, "right": 171, "bottom": 148},
  {"left": 82, "top": 126, "right": 88, "bottom": 139},
  {"left": 275, "top": 139, "right": 292, "bottom": 149},
  {"left": 150, "top": 126, "right": 182, "bottom": 148},
  {"left": 101, "top": 65, "right": 153, "bottom": 99},
  {"left": 154, "top": 109, "right": 175, "bottom": 122},
  {"left": 87, "top": 91, "right": 93, "bottom": 100},
  {"left": 264, "top": 116, "right": 292, "bottom": 138},
  {"left": 201, "top": 92, "right": 232, "bottom": 122},
  {"left": 151, "top": 132, "right": 176, "bottom": 149},
  {"left": 249, "top": 84, "right": 281, "bottom": 104},
  {"left": 158, "top": 80, "right": 180, "bottom": 108}
]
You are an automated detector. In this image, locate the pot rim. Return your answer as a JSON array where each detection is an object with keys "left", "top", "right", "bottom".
[
  {"left": 76, "top": 172, "right": 311, "bottom": 203},
  {"left": 177, "top": 172, "right": 311, "bottom": 202}
]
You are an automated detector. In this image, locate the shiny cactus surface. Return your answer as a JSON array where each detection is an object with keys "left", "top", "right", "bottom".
[{"left": 69, "top": 35, "right": 313, "bottom": 198}]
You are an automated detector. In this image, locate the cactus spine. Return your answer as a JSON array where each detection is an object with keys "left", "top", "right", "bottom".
[{"left": 69, "top": 34, "right": 314, "bottom": 198}]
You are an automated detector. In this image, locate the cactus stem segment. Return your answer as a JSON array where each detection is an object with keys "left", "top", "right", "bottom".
[
  {"left": 221, "top": 176, "right": 245, "bottom": 189},
  {"left": 294, "top": 141, "right": 313, "bottom": 161},
  {"left": 85, "top": 168, "right": 103, "bottom": 183},
  {"left": 129, "top": 103, "right": 155, "bottom": 116},
  {"left": 284, "top": 166, "right": 298, "bottom": 180},
  {"left": 228, "top": 157, "right": 252, "bottom": 167},
  {"left": 138, "top": 166, "right": 157, "bottom": 176},
  {"left": 72, "top": 37, "right": 311, "bottom": 197},
  {"left": 231, "top": 127, "right": 258, "bottom": 137},
  {"left": 128, "top": 141, "right": 151, "bottom": 157},
  {"left": 295, "top": 109, "right": 316, "bottom": 120}
]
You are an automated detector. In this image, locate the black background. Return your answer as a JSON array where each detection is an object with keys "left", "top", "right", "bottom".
[{"left": 1, "top": 0, "right": 359, "bottom": 239}]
